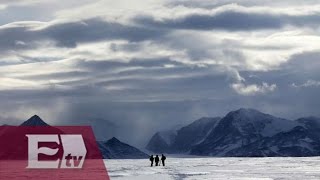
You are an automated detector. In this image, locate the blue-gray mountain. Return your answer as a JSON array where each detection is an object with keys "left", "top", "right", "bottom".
[
  {"left": 11, "top": 115, "right": 149, "bottom": 159},
  {"left": 146, "top": 117, "right": 221, "bottom": 153},
  {"left": 146, "top": 108, "right": 320, "bottom": 157},
  {"left": 20, "top": 115, "right": 49, "bottom": 126},
  {"left": 98, "top": 137, "right": 149, "bottom": 159}
]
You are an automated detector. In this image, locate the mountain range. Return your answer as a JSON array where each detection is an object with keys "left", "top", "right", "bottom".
[
  {"left": 3, "top": 108, "right": 320, "bottom": 158},
  {"left": 146, "top": 108, "right": 320, "bottom": 157},
  {"left": 1, "top": 115, "right": 148, "bottom": 159}
]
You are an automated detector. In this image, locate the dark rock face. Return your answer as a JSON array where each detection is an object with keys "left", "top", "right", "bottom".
[
  {"left": 99, "top": 137, "right": 149, "bottom": 159},
  {"left": 297, "top": 117, "right": 320, "bottom": 131},
  {"left": 146, "top": 117, "right": 221, "bottom": 153},
  {"left": 191, "top": 109, "right": 297, "bottom": 156},
  {"left": 172, "top": 117, "right": 220, "bottom": 153},
  {"left": 20, "top": 115, "right": 49, "bottom": 126},
  {"left": 226, "top": 126, "right": 320, "bottom": 157},
  {"left": 147, "top": 108, "right": 320, "bottom": 157}
]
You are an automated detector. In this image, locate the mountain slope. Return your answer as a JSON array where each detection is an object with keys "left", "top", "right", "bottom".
[
  {"left": 297, "top": 117, "right": 320, "bottom": 130},
  {"left": 20, "top": 115, "right": 49, "bottom": 126},
  {"left": 99, "top": 137, "right": 149, "bottom": 159},
  {"left": 190, "top": 109, "right": 299, "bottom": 156},
  {"left": 172, "top": 117, "right": 221, "bottom": 153},
  {"left": 227, "top": 125, "right": 320, "bottom": 157},
  {"left": 146, "top": 117, "right": 221, "bottom": 153}
]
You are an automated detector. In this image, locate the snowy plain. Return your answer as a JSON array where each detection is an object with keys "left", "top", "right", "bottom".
[{"left": 104, "top": 157, "right": 320, "bottom": 180}]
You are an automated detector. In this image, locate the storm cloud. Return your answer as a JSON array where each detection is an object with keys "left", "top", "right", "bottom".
[
  {"left": 134, "top": 8, "right": 320, "bottom": 31},
  {"left": 0, "top": 17, "right": 166, "bottom": 53},
  {"left": 1, "top": 0, "right": 320, "bottom": 147}
]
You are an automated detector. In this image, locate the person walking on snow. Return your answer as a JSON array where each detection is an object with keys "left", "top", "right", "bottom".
[
  {"left": 155, "top": 155, "right": 160, "bottom": 166},
  {"left": 149, "top": 155, "right": 154, "bottom": 167},
  {"left": 161, "top": 154, "right": 166, "bottom": 166}
]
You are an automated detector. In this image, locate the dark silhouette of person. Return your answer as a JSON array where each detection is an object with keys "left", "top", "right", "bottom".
[
  {"left": 149, "top": 155, "right": 154, "bottom": 167},
  {"left": 155, "top": 155, "right": 160, "bottom": 166},
  {"left": 161, "top": 154, "right": 166, "bottom": 166}
]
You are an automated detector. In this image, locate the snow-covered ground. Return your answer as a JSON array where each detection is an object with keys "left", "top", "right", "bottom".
[{"left": 105, "top": 157, "right": 320, "bottom": 180}]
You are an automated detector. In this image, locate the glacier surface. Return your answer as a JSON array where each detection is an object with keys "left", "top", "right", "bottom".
[{"left": 105, "top": 157, "right": 320, "bottom": 180}]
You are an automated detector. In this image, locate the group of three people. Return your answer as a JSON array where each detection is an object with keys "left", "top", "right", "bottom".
[{"left": 149, "top": 154, "right": 166, "bottom": 167}]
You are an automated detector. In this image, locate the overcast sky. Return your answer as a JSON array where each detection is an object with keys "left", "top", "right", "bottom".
[{"left": 1, "top": 0, "right": 320, "bottom": 146}]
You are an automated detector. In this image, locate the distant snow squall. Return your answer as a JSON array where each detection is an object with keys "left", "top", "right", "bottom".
[{"left": 0, "top": 0, "right": 320, "bottom": 147}]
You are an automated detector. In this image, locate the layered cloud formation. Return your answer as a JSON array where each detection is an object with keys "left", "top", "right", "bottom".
[{"left": 1, "top": 0, "right": 320, "bottom": 146}]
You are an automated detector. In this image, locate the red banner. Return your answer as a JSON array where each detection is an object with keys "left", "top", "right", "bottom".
[{"left": 0, "top": 126, "right": 109, "bottom": 180}]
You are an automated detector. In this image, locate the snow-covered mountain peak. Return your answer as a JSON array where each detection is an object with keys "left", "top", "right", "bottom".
[
  {"left": 223, "top": 108, "right": 297, "bottom": 137},
  {"left": 228, "top": 108, "right": 271, "bottom": 120},
  {"left": 188, "top": 117, "right": 221, "bottom": 127}
]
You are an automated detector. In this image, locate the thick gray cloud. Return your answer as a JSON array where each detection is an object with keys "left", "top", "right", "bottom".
[
  {"left": 1, "top": 0, "right": 320, "bottom": 147},
  {"left": 0, "top": 17, "right": 166, "bottom": 54},
  {"left": 42, "top": 18, "right": 166, "bottom": 47},
  {"left": 135, "top": 12, "right": 282, "bottom": 31},
  {"left": 134, "top": 11, "right": 320, "bottom": 31},
  {"left": 167, "top": 0, "right": 320, "bottom": 9}
]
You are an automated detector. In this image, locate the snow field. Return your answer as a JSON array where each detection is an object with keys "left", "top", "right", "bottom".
[{"left": 105, "top": 157, "right": 320, "bottom": 180}]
